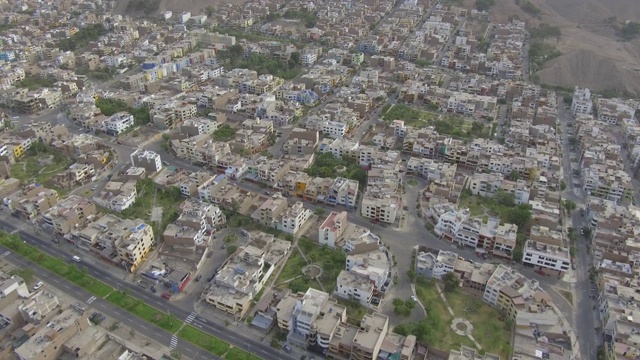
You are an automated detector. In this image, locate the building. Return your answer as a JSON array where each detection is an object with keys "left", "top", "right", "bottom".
[
  {"left": 130, "top": 149, "right": 163, "bottom": 174},
  {"left": 336, "top": 270, "right": 374, "bottom": 306},
  {"left": 522, "top": 240, "right": 570, "bottom": 275},
  {"left": 42, "top": 196, "right": 97, "bottom": 235},
  {"left": 361, "top": 186, "right": 401, "bottom": 224},
  {"left": 105, "top": 112, "right": 134, "bottom": 136},
  {"left": 570, "top": 87, "right": 592, "bottom": 117},
  {"left": 318, "top": 211, "right": 348, "bottom": 248},
  {"left": 277, "top": 201, "right": 312, "bottom": 235},
  {"left": 415, "top": 249, "right": 458, "bottom": 280},
  {"left": 92, "top": 181, "right": 137, "bottom": 212}
]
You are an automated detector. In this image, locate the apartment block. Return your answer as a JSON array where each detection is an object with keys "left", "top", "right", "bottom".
[
  {"left": 105, "top": 112, "right": 134, "bottom": 136},
  {"left": 319, "top": 211, "right": 348, "bottom": 248},
  {"left": 277, "top": 201, "right": 312, "bottom": 235},
  {"left": 3, "top": 184, "right": 59, "bottom": 220},
  {"left": 252, "top": 195, "right": 288, "bottom": 227},
  {"left": 92, "top": 180, "right": 137, "bottom": 212},
  {"left": 360, "top": 185, "right": 401, "bottom": 224},
  {"left": 42, "top": 195, "right": 97, "bottom": 235},
  {"left": 415, "top": 249, "right": 458, "bottom": 280},
  {"left": 571, "top": 87, "right": 592, "bottom": 117},
  {"left": 522, "top": 240, "right": 571, "bottom": 275},
  {"left": 130, "top": 149, "right": 163, "bottom": 174}
]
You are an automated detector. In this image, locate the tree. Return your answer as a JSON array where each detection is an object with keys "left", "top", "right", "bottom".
[
  {"left": 563, "top": 200, "right": 577, "bottom": 213},
  {"left": 495, "top": 190, "right": 516, "bottom": 207},
  {"left": 314, "top": 208, "right": 325, "bottom": 216},
  {"left": 583, "top": 227, "right": 592, "bottom": 239},
  {"left": 475, "top": 0, "right": 496, "bottom": 11},
  {"left": 507, "top": 170, "right": 520, "bottom": 181},
  {"left": 560, "top": 180, "right": 566, "bottom": 191},
  {"left": 442, "top": 272, "right": 460, "bottom": 293},
  {"left": 226, "top": 245, "right": 238, "bottom": 256},
  {"left": 205, "top": 5, "right": 215, "bottom": 17},
  {"left": 506, "top": 205, "right": 532, "bottom": 229},
  {"left": 512, "top": 248, "right": 523, "bottom": 262}
]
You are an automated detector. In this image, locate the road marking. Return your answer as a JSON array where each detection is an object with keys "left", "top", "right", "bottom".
[
  {"left": 193, "top": 323, "right": 202, "bottom": 328},
  {"left": 86, "top": 296, "right": 97, "bottom": 304},
  {"left": 185, "top": 312, "right": 196, "bottom": 324},
  {"left": 140, "top": 325, "right": 148, "bottom": 330},
  {"left": 63, "top": 284, "right": 71, "bottom": 289},
  {"left": 170, "top": 335, "right": 178, "bottom": 349}
]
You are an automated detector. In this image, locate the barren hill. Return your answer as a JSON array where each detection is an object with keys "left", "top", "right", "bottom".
[{"left": 468, "top": 0, "right": 640, "bottom": 94}]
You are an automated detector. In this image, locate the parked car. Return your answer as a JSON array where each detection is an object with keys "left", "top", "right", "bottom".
[
  {"left": 195, "top": 274, "right": 202, "bottom": 282},
  {"left": 32, "top": 281, "right": 44, "bottom": 291},
  {"left": 535, "top": 270, "right": 546, "bottom": 276},
  {"left": 150, "top": 286, "right": 156, "bottom": 293},
  {"left": 161, "top": 293, "right": 172, "bottom": 300},
  {"left": 89, "top": 312, "right": 106, "bottom": 324},
  {"left": 411, "top": 295, "right": 418, "bottom": 302},
  {"left": 72, "top": 256, "right": 81, "bottom": 263},
  {"left": 282, "top": 344, "right": 292, "bottom": 353}
]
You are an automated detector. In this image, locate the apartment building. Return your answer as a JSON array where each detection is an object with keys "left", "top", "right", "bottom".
[
  {"left": 277, "top": 201, "right": 312, "bottom": 235},
  {"left": 360, "top": 185, "right": 401, "bottom": 224},
  {"left": 130, "top": 149, "right": 163, "bottom": 174},
  {"left": 204, "top": 245, "right": 278, "bottom": 318},
  {"left": 0, "top": 134, "right": 32, "bottom": 159},
  {"left": 335, "top": 271, "right": 375, "bottom": 306},
  {"left": 252, "top": 196, "right": 288, "bottom": 228},
  {"left": 322, "top": 121, "right": 348, "bottom": 139},
  {"left": 42, "top": 195, "right": 97, "bottom": 235},
  {"left": 522, "top": 240, "right": 571, "bottom": 275},
  {"left": 570, "top": 87, "right": 592, "bottom": 117},
  {"left": 105, "top": 112, "right": 134, "bottom": 136},
  {"left": 326, "top": 177, "right": 359, "bottom": 209},
  {"left": 414, "top": 249, "right": 458, "bottom": 280},
  {"left": 171, "top": 134, "right": 231, "bottom": 167},
  {"left": 318, "top": 211, "right": 348, "bottom": 248},
  {"left": 180, "top": 117, "right": 221, "bottom": 136},
  {"left": 466, "top": 173, "right": 531, "bottom": 204},
  {"left": 275, "top": 288, "right": 347, "bottom": 349},
  {"left": 3, "top": 184, "right": 59, "bottom": 220},
  {"left": 91, "top": 180, "right": 137, "bottom": 212}
]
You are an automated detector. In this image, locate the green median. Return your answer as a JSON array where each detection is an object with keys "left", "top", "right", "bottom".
[{"left": 0, "top": 233, "right": 265, "bottom": 360}]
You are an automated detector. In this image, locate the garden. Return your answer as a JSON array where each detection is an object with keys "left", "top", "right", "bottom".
[{"left": 10, "top": 143, "right": 73, "bottom": 185}]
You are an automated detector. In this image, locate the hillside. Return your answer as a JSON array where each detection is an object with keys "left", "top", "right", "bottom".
[{"left": 467, "top": 0, "right": 640, "bottom": 94}]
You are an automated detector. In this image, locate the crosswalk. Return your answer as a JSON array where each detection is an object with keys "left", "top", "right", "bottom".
[
  {"left": 86, "top": 296, "right": 97, "bottom": 305},
  {"left": 170, "top": 334, "right": 178, "bottom": 349},
  {"left": 185, "top": 312, "right": 197, "bottom": 324}
]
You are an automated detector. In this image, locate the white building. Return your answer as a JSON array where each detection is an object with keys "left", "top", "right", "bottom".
[
  {"left": 570, "top": 87, "right": 592, "bottom": 117},
  {"left": 322, "top": 121, "right": 348, "bottom": 139},
  {"left": 301, "top": 52, "right": 317, "bottom": 66},
  {"left": 360, "top": 186, "right": 401, "bottom": 224},
  {"left": 105, "top": 112, "right": 134, "bottom": 136},
  {"left": 104, "top": 54, "right": 127, "bottom": 67},
  {"left": 318, "top": 211, "right": 347, "bottom": 248},
  {"left": 130, "top": 149, "right": 163, "bottom": 174},
  {"left": 335, "top": 271, "right": 374, "bottom": 306},
  {"left": 177, "top": 12, "right": 191, "bottom": 23},
  {"left": 277, "top": 202, "right": 312, "bottom": 235},
  {"left": 522, "top": 240, "right": 570, "bottom": 273}
]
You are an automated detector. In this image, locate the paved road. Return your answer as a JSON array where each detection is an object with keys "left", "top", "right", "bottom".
[
  {"left": 557, "top": 97, "right": 599, "bottom": 360},
  {"left": 0, "top": 218, "right": 292, "bottom": 360},
  {"left": 0, "top": 247, "right": 215, "bottom": 360}
]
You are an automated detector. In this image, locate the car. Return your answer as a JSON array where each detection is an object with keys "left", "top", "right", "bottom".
[
  {"left": 150, "top": 286, "right": 156, "bottom": 293},
  {"left": 580, "top": 229, "right": 585, "bottom": 235},
  {"left": 222, "top": 243, "right": 228, "bottom": 249},
  {"left": 161, "top": 293, "right": 172, "bottom": 300},
  {"left": 72, "top": 256, "right": 81, "bottom": 263},
  {"left": 195, "top": 274, "right": 202, "bottom": 282},
  {"left": 32, "top": 281, "right": 44, "bottom": 291},
  {"left": 207, "top": 274, "right": 216, "bottom": 282},
  {"left": 535, "top": 270, "right": 546, "bottom": 276},
  {"left": 282, "top": 344, "right": 292, "bottom": 353},
  {"left": 91, "top": 185, "right": 98, "bottom": 191},
  {"left": 89, "top": 312, "right": 106, "bottom": 324},
  {"left": 572, "top": 263, "right": 577, "bottom": 270},
  {"left": 206, "top": 252, "right": 212, "bottom": 258},
  {"left": 411, "top": 295, "right": 418, "bottom": 302}
]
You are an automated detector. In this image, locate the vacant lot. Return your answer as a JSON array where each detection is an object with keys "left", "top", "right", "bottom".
[{"left": 382, "top": 104, "right": 438, "bottom": 128}]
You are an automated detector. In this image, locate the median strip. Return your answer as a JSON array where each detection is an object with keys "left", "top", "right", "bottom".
[{"left": 0, "top": 233, "right": 264, "bottom": 360}]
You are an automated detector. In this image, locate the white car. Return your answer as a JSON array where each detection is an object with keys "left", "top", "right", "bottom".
[
  {"left": 33, "top": 281, "right": 44, "bottom": 291},
  {"left": 411, "top": 295, "right": 418, "bottom": 302}
]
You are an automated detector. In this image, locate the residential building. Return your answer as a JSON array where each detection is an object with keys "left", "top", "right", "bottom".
[
  {"left": 571, "top": 87, "right": 592, "bottom": 117},
  {"left": 522, "top": 240, "right": 571, "bottom": 275},
  {"left": 105, "top": 112, "right": 134, "bottom": 136},
  {"left": 92, "top": 181, "right": 137, "bottom": 212},
  {"left": 42, "top": 196, "right": 97, "bottom": 235},
  {"left": 277, "top": 201, "right": 312, "bottom": 235},
  {"left": 361, "top": 185, "right": 401, "bottom": 224},
  {"left": 130, "top": 149, "right": 163, "bottom": 174},
  {"left": 318, "top": 211, "right": 348, "bottom": 248}
]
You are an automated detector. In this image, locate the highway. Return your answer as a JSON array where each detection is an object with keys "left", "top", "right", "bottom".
[{"left": 0, "top": 217, "right": 292, "bottom": 360}]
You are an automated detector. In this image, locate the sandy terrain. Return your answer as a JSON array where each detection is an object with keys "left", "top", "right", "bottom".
[{"left": 464, "top": 0, "right": 640, "bottom": 94}]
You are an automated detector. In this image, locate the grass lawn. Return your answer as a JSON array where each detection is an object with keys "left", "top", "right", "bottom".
[
  {"left": 224, "top": 347, "right": 261, "bottom": 360},
  {"left": 120, "top": 179, "right": 182, "bottom": 234},
  {"left": 10, "top": 148, "right": 73, "bottom": 184},
  {"left": 178, "top": 326, "right": 230, "bottom": 356},
  {"left": 446, "top": 291, "right": 512, "bottom": 359},
  {"left": 276, "top": 238, "right": 346, "bottom": 293},
  {"left": 106, "top": 291, "right": 182, "bottom": 333},
  {"left": 458, "top": 192, "right": 514, "bottom": 224}
]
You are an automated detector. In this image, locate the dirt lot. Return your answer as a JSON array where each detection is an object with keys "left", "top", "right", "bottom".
[
  {"left": 463, "top": 0, "right": 640, "bottom": 94},
  {"left": 114, "top": 0, "right": 247, "bottom": 17}
]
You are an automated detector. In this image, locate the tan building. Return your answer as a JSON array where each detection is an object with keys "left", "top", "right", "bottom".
[
  {"left": 3, "top": 184, "right": 59, "bottom": 220},
  {"left": 42, "top": 195, "right": 97, "bottom": 235},
  {"left": 252, "top": 196, "right": 288, "bottom": 227}
]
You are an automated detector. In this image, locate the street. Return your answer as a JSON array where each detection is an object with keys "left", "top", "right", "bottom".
[
  {"left": 557, "top": 96, "right": 599, "bottom": 359},
  {"left": 0, "top": 216, "right": 293, "bottom": 360}
]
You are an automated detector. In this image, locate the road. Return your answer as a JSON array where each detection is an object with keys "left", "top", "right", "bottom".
[
  {"left": 0, "top": 248, "right": 216, "bottom": 360},
  {"left": 557, "top": 96, "right": 599, "bottom": 360},
  {"left": 0, "top": 217, "right": 293, "bottom": 360}
]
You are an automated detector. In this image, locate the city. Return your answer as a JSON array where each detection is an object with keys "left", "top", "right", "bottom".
[{"left": 0, "top": 1, "right": 639, "bottom": 360}]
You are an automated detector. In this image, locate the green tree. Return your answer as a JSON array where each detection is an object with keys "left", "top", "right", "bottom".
[
  {"left": 226, "top": 245, "right": 238, "bottom": 256},
  {"left": 212, "top": 125, "right": 237, "bottom": 141},
  {"left": 563, "top": 199, "right": 577, "bottom": 213},
  {"left": 475, "top": 0, "right": 496, "bottom": 11},
  {"left": 205, "top": 5, "right": 215, "bottom": 17},
  {"left": 512, "top": 248, "right": 523, "bottom": 262},
  {"left": 507, "top": 170, "right": 520, "bottom": 181},
  {"left": 495, "top": 190, "right": 516, "bottom": 207},
  {"left": 560, "top": 180, "right": 566, "bottom": 191},
  {"left": 442, "top": 272, "right": 460, "bottom": 293}
]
